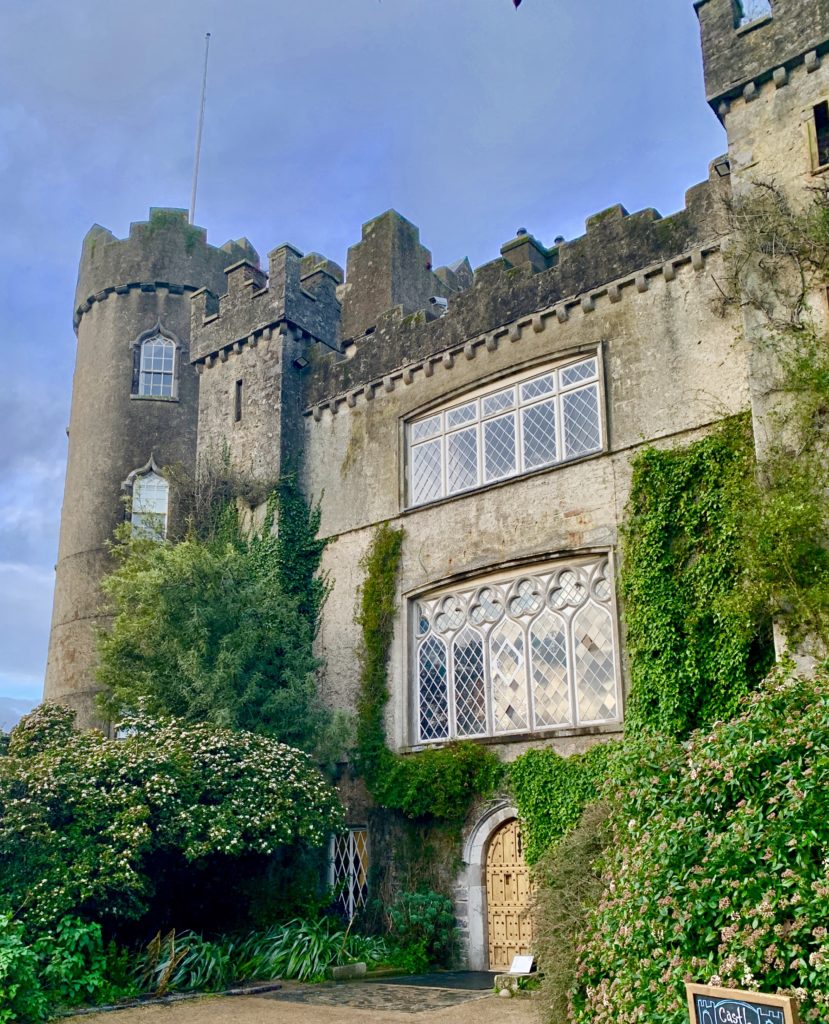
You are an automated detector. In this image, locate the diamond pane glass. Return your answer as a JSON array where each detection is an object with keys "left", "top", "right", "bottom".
[
  {"left": 331, "top": 829, "right": 369, "bottom": 920},
  {"left": 574, "top": 604, "right": 617, "bottom": 723},
  {"left": 509, "top": 579, "right": 542, "bottom": 616},
  {"left": 490, "top": 619, "right": 528, "bottom": 732},
  {"left": 530, "top": 610, "right": 571, "bottom": 727},
  {"left": 412, "top": 415, "right": 441, "bottom": 443},
  {"left": 411, "top": 439, "right": 443, "bottom": 504},
  {"left": 549, "top": 569, "right": 586, "bottom": 609},
  {"left": 520, "top": 373, "right": 555, "bottom": 402},
  {"left": 453, "top": 628, "right": 486, "bottom": 736},
  {"left": 418, "top": 636, "right": 449, "bottom": 741},
  {"left": 447, "top": 427, "right": 478, "bottom": 494},
  {"left": 482, "top": 387, "right": 515, "bottom": 418},
  {"left": 484, "top": 414, "right": 517, "bottom": 481},
  {"left": 562, "top": 384, "right": 601, "bottom": 458},
  {"left": 560, "top": 358, "right": 597, "bottom": 388},
  {"left": 521, "top": 400, "right": 557, "bottom": 470},
  {"left": 447, "top": 402, "right": 476, "bottom": 428}
]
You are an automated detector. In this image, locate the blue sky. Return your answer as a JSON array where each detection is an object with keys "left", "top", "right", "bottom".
[{"left": 0, "top": 0, "right": 724, "bottom": 706}]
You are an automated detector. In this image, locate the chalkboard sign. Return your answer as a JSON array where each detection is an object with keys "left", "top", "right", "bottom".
[{"left": 686, "top": 983, "right": 800, "bottom": 1024}]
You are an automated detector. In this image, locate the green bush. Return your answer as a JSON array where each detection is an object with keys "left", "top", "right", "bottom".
[
  {"left": 387, "top": 890, "right": 458, "bottom": 969},
  {"left": 531, "top": 803, "right": 610, "bottom": 1024},
  {"left": 509, "top": 741, "right": 615, "bottom": 864},
  {"left": 33, "top": 916, "right": 137, "bottom": 1008},
  {"left": 0, "top": 914, "right": 46, "bottom": 1024},
  {"left": 0, "top": 703, "right": 343, "bottom": 932},
  {"left": 571, "top": 665, "right": 829, "bottom": 1024}
]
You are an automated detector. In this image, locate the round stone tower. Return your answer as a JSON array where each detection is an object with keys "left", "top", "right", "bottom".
[{"left": 45, "top": 208, "right": 257, "bottom": 728}]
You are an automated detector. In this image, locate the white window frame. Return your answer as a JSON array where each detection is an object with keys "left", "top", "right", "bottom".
[
  {"left": 405, "top": 351, "right": 605, "bottom": 508},
  {"left": 409, "top": 554, "right": 622, "bottom": 745},
  {"left": 329, "top": 828, "right": 369, "bottom": 921},
  {"left": 138, "top": 334, "right": 176, "bottom": 398},
  {"left": 130, "top": 470, "right": 169, "bottom": 539}
]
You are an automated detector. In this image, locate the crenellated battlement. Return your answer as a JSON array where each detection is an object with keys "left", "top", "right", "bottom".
[
  {"left": 695, "top": 0, "right": 829, "bottom": 115},
  {"left": 74, "top": 208, "right": 255, "bottom": 331},
  {"left": 300, "top": 161, "right": 731, "bottom": 410},
  {"left": 190, "top": 242, "right": 343, "bottom": 363}
]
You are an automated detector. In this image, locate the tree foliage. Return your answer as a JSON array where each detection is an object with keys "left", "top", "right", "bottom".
[{"left": 98, "top": 477, "right": 331, "bottom": 752}]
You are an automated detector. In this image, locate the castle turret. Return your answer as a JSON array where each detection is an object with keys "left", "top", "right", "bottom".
[{"left": 45, "top": 208, "right": 256, "bottom": 728}]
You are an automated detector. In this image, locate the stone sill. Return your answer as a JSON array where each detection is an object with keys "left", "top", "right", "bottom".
[
  {"left": 400, "top": 722, "right": 624, "bottom": 754},
  {"left": 129, "top": 394, "right": 180, "bottom": 403},
  {"left": 736, "top": 14, "right": 772, "bottom": 37}
]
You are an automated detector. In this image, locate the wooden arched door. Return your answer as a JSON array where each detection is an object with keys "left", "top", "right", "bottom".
[{"left": 485, "top": 818, "right": 534, "bottom": 970}]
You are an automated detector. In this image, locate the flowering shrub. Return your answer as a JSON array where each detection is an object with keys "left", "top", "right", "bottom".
[
  {"left": 0, "top": 704, "right": 343, "bottom": 932},
  {"left": 570, "top": 665, "right": 829, "bottom": 1024}
]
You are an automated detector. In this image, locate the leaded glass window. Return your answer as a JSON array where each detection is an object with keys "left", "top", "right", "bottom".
[
  {"left": 138, "top": 334, "right": 175, "bottom": 397},
  {"left": 407, "top": 355, "right": 602, "bottom": 506},
  {"left": 413, "top": 556, "right": 619, "bottom": 742},
  {"left": 131, "top": 471, "right": 169, "bottom": 539},
  {"left": 329, "top": 828, "right": 369, "bottom": 920}
]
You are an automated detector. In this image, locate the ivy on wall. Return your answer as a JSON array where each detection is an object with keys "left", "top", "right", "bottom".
[
  {"left": 620, "top": 413, "right": 774, "bottom": 739},
  {"left": 509, "top": 743, "right": 615, "bottom": 866},
  {"left": 355, "top": 523, "right": 503, "bottom": 825}
]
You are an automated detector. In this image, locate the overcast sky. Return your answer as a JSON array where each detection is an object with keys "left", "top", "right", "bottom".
[{"left": 0, "top": 0, "right": 724, "bottom": 705}]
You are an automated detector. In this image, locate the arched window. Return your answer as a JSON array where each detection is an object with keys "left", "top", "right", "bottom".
[
  {"left": 131, "top": 471, "right": 169, "bottom": 539},
  {"left": 137, "top": 334, "right": 175, "bottom": 397}
]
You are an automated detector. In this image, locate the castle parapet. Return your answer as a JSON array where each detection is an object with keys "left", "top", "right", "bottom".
[
  {"left": 74, "top": 209, "right": 255, "bottom": 331},
  {"left": 695, "top": 0, "right": 829, "bottom": 114},
  {"left": 190, "top": 241, "right": 343, "bottom": 362}
]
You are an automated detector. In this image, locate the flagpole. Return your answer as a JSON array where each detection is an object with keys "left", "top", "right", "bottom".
[{"left": 189, "top": 32, "right": 211, "bottom": 225}]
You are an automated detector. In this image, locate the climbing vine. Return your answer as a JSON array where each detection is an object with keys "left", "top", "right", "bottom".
[
  {"left": 620, "top": 414, "right": 774, "bottom": 738},
  {"left": 355, "top": 523, "right": 503, "bottom": 824}
]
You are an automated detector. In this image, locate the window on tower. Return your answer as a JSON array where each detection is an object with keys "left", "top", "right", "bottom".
[
  {"left": 131, "top": 471, "right": 169, "bottom": 539},
  {"left": 734, "top": 0, "right": 772, "bottom": 28},
  {"left": 813, "top": 101, "right": 829, "bottom": 171},
  {"left": 136, "top": 334, "right": 176, "bottom": 397}
]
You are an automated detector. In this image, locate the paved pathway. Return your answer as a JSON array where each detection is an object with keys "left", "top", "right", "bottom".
[{"left": 77, "top": 980, "right": 537, "bottom": 1024}]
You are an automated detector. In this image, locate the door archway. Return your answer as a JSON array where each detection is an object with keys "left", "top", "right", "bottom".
[{"left": 485, "top": 817, "right": 534, "bottom": 970}]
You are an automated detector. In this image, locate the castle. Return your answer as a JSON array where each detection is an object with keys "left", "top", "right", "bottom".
[{"left": 44, "top": 0, "right": 829, "bottom": 971}]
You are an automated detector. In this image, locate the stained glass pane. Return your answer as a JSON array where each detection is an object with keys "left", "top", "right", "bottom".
[
  {"left": 530, "top": 610, "right": 571, "bottom": 727},
  {"left": 562, "top": 384, "right": 601, "bottom": 458},
  {"left": 490, "top": 619, "right": 528, "bottom": 732},
  {"left": 411, "top": 439, "right": 443, "bottom": 504},
  {"left": 418, "top": 636, "right": 449, "bottom": 741},
  {"left": 484, "top": 414, "right": 517, "bottom": 481},
  {"left": 447, "top": 426, "right": 479, "bottom": 493},
  {"left": 453, "top": 628, "right": 486, "bottom": 736},
  {"left": 574, "top": 603, "right": 617, "bottom": 723},
  {"left": 521, "top": 400, "right": 557, "bottom": 470}
]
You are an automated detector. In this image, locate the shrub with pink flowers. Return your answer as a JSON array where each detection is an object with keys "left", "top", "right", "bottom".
[{"left": 569, "top": 664, "right": 829, "bottom": 1024}]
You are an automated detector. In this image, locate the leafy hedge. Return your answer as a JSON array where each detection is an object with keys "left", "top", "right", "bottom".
[{"left": 570, "top": 665, "right": 829, "bottom": 1024}]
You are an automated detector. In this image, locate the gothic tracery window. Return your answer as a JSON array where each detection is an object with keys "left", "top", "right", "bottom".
[
  {"left": 414, "top": 556, "right": 619, "bottom": 743},
  {"left": 407, "top": 355, "right": 603, "bottom": 507}
]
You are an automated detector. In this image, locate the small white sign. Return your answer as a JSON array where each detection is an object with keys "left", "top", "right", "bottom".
[{"left": 510, "top": 955, "right": 534, "bottom": 974}]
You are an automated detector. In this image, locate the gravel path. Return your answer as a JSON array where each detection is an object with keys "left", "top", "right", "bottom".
[{"left": 75, "top": 982, "right": 538, "bottom": 1024}]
